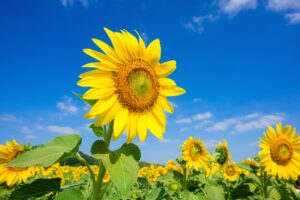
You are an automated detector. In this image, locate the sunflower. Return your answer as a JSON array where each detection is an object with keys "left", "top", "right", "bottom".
[
  {"left": 222, "top": 163, "right": 240, "bottom": 182},
  {"left": 203, "top": 154, "right": 219, "bottom": 177},
  {"left": 182, "top": 137, "right": 209, "bottom": 171},
  {"left": 259, "top": 123, "right": 300, "bottom": 180},
  {"left": 78, "top": 28, "right": 185, "bottom": 143},
  {"left": 103, "top": 171, "right": 110, "bottom": 183},
  {"left": 0, "top": 140, "right": 38, "bottom": 187},
  {"left": 215, "top": 140, "right": 231, "bottom": 167}
]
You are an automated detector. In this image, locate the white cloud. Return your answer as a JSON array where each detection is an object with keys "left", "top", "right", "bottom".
[
  {"left": 184, "top": 14, "right": 218, "bottom": 33},
  {"left": 244, "top": 113, "right": 261, "bottom": 119},
  {"left": 233, "top": 114, "right": 285, "bottom": 133},
  {"left": 204, "top": 139, "right": 219, "bottom": 148},
  {"left": 286, "top": 12, "right": 300, "bottom": 24},
  {"left": 174, "top": 118, "right": 192, "bottom": 124},
  {"left": 193, "top": 112, "right": 213, "bottom": 121},
  {"left": 60, "top": 0, "right": 89, "bottom": 7},
  {"left": 169, "top": 101, "right": 179, "bottom": 108},
  {"left": 179, "top": 127, "right": 190, "bottom": 132},
  {"left": 159, "top": 138, "right": 180, "bottom": 144},
  {"left": 0, "top": 114, "right": 22, "bottom": 123},
  {"left": 206, "top": 117, "right": 239, "bottom": 131},
  {"left": 57, "top": 96, "right": 79, "bottom": 115},
  {"left": 194, "top": 120, "right": 214, "bottom": 129},
  {"left": 21, "top": 126, "right": 32, "bottom": 134},
  {"left": 267, "top": 0, "right": 300, "bottom": 11},
  {"left": 26, "top": 134, "right": 37, "bottom": 139},
  {"left": 247, "top": 141, "right": 259, "bottom": 146},
  {"left": 37, "top": 125, "right": 77, "bottom": 134},
  {"left": 219, "top": 0, "right": 257, "bottom": 16},
  {"left": 193, "top": 98, "right": 201, "bottom": 103}
]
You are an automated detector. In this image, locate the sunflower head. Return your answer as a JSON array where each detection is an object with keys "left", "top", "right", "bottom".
[
  {"left": 215, "top": 140, "right": 231, "bottom": 166},
  {"left": 0, "top": 140, "right": 38, "bottom": 187},
  {"left": 222, "top": 163, "right": 240, "bottom": 182},
  {"left": 259, "top": 123, "right": 300, "bottom": 180},
  {"left": 182, "top": 137, "right": 209, "bottom": 171},
  {"left": 78, "top": 28, "right": 185, "bottom": 143}
]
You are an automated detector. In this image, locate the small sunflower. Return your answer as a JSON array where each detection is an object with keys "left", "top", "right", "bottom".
[
  {"left": 103, "top": 171, "right": 110, "bottom": 183},
  {"left": 78, "top": 28, "right": 185, "bottom": 143},
  {"left": 215, "top": 140, "right": 231, "bottom": 167},
  {"left": 0, "top": 140, "right": 38, "bottom": 187},
  {"left": 182, "top": 137, "right": 209, "bottom": 171},
  {"left": 203, "top": 154, "right": 219, "bottom": 177},
  {"left": 259, "top": 123, "right": 300, "bottom": 180},
  {"left": 223, "top": 163, "right": 240, "bottom": 182}
]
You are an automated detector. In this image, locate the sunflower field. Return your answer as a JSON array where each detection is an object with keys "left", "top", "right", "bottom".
[{"left": 1, "top": 28, "right": 300, "bottom": 200}]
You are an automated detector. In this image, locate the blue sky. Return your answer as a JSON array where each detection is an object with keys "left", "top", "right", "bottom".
[{"left": 0, "top": 0, "right": 300, "bottom": 164}]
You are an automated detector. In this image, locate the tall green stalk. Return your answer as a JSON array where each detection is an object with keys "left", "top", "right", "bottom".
[{"left": 93, "top": 121, "right": 114, "bottom": 200}]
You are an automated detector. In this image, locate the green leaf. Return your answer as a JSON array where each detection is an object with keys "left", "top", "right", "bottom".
[
  {"left": 73, "top": 92, "right": 97, "bottom": 106},
  {"left": 146, "top": 188, "right": 164, "bottom": 200},
  {"left": 92, "top": 141, "right": 141, "bottom": 197},
  {"left": 8, "top": 134, "right": 82, "bottom": 168},
  {"left": 90, "top": 124, "right": 104, "bottom": 137},
  {"left": 9, "top": 178, "right": 61, "bottom": 200},
  {"left": 55, "top": 188, "right": 84, "bottom": 200},
  {"left": 231, "top": 184, "right": 255, "bottom": 199},
  {"left": 205, "top": 185, "right": 225, "bottom": 200}
]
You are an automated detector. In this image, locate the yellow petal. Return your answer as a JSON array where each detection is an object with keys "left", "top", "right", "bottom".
[
  {"left": 83, "top": 49, "right": 118, "bottom": 70},
  {"left": 159, "top": 78, "right": 176, "bottom": 87},
  {"left": 137, "top": 114, "right": 147, "bottom": 143},
  {"left": 82, "top": 62, "right": 117, "bottom": 71},
  {"left": 86, "top": 95, "right": 117, "bottom": 116},
  {"left": 79, "top": 69, "right": 113, "bottom": 79},
  {"left": 77, "top": 76, "right": 115, "bottom": 88},
  {"left": 154, "top": 60, "right": 176, "bottom": 77},
  {"left": 160, "top": 86, "right": 185, "bottom": 96},
  {"left": 152, "top": 103, "right": 166, "bottom": 127},
  {"left": 123, "top": 31, "right": 139, "bottom": 57},
  {"left": 126, "top": 113, "right": 137, "bottom": 143},
  {"left": 83, "top": 88, "right": 116, "bottom": 100},
  {"left": 145, "top": 39, "right": 161, "bottom": 66},
  {"left": 135, "top": 31, "right": 146, "bottom": 57},
  {"left": 94, "top": 103, "right": 122, "bottom": 127},
  {"left": 92, "top": 38, "right": 121, "bottom": 63},
  {"left": 157, "top": 95, "right": 174, "bottom": 113},
  {"left": 104, "top": 28, "right": 127, "bottom": 61},
  {"left": 113, "top": 108, "right": 128, "bottom": 140},
  {"left": 145, "top": 111, "right": 164, "bottom": 140}
]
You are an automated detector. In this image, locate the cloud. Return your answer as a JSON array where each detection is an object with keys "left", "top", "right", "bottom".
[
  {"left": 37, "top": 125, "right": 77, "bottom": 134},
  {"left": 219, "top": 0, "right": 257, "bottom": 16},
  {"left": 285, "top": 12, "right": 300, "bottom": 24},
  {"left": 206, "top": 113, "right": 285, "bottom": 133},
  {"left": 193, "top": 98, "right": 202, "bottom": 103},
  {"left": 194, "top": 120, "right": 214, "bottom": 129},
  {"left": 26, "top": 134, "right": 37, "bottom": 139},
  {"left": 60, "top": 0, "right": 89, "bottom": 7},
  {"left": 0, "top": 114, "right": 22, "bottom": 123},
  {"left": 204, "top": 139, "right": 219, "bottom": 148},
  {"left": 57, "top": 96, "right": 79, "bottom": 115},
  {"left": 169, "top": 101, "right": 179, "bottom": 108},
  {"left": 184, "top": 15, "right": 218, "bottom": 33},
  {"left": 179, "top": 127, "right": 190, "bottom": 132},
  {"left": 247, "top": 141, "right": 259, "bottom": 146},
  {"left": 267, "top": 0, "right": 300, "bottom": 24},
  {"left": 233, "top": 114, "right": 285, "bottom": 133},
  {"left": 206, "top": 117, "right": 239, "bottom": 131},
  {"left": 175, "top": 112, "right": 213, "bottom": 125},
  {"left": 21, "top": 126, "right": 32, "bottom": 134},
  {"left": 159, "top": 138, "right": 180, "bottom": 144},
  {"left": 174, "top": 118, "right": 192, "bottom": 125},
  {"left": 193, "top": 112, "right": 213, "bottom": 121}
]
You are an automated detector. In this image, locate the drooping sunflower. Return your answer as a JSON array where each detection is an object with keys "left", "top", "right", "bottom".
[
  {"left": 215, "top": 140, "right": 231, "bottom": 167},
  {"left": 78, "top": 28, "right": 185, "bottom": 143},
  {"left": 259, "top": 123, "right": 300, "bottom": 180},
  {"left": 182, "top": 137, "right": 209, "bottom": 170},
  {"left": 0, "top": 140, "right": 38, "bottom": 187},
  {"left": 222, "top": 163, "right": 240, "bottom": 182}
]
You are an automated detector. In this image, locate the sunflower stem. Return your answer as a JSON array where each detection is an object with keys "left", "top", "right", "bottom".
[
  {"left": 76, "top": 152, "right": 96, "bottom": 188},
  {"left": 93, "top": 121, "right": 114, "bottom": 200},
  {"left": 182, "top": 167, "right": 187, "bottom": 192},
  {"left": 263, "top": 172, "right": 268, "bottom": 198}
]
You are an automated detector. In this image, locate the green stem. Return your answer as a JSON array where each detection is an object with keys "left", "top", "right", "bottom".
[
  {"left": 93, "top": 121, "right": 114, "bottom": 200},
  {"left": 76, "top": 153, "right": 96, "bottom": 187},
  {"left": 263, "top": 172, "right": 268, "bottom": 198},
  {"left": 182, "top": 167, "right": 187, "bottom": 192}
]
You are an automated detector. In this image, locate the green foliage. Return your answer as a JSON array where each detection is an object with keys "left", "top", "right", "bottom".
[
  {"left": 205, "top": 185, "right": 225, "bottom": 200},
  {"left": 91, "top": 140, "right": 141, "bottom": 197},
  {"left": 215, "top": 147, "right": 227, "bottom": 165},
  {"left": 9, "top": 178, "right": 61, "bottom": 200},
  {"left": 7, "top": 134, "right": 82, "bottom": 168},
  {"left": 55, "top": 188, "right": 84, "bottom": 200},
  {"left": 89, "top": 124, "right": 104, "bottom": 138},
  {"left": 73, "top": 92, "right": 97, "bottom": 106}
]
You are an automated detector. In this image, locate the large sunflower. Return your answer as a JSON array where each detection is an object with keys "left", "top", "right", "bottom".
[
  {"left": 182, "top": 137, "right": 209, "bottom": 170},
  {"left": 222, "top": 163, "right": 240, "bottom": 182},
  {"left": 0, "top": 140, "right": 38, "bottom": 187},
  {"left": 215, "top": 140, "right": 231, "bottom": 167},
  {"left": 259, "top": 123, "right": 300, "bottom": 180},
  {"left": 78, "top": 28, "right": 185, "bottom": 143}
]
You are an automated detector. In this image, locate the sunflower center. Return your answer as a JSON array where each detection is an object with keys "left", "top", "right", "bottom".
[
  {"left": 191, "top": 144, "right": 202, "bottom": 160},
  {"left": 226, "top": 165, "right": 235, "bottom": 176},
  {"left": 270, "top": 139, "right": 293, "bottom": 166},
  {"left": 216, "top": 147, "right": 228, "bottom": 165},
  {"left": 115, "top": 58, "right": 159, "bottom": 112}
]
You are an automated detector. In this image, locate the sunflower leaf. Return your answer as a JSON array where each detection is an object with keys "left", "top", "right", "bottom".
[
  {"left": 91, "top": 142, "right": 141, "bottom": 197},
  {"left": 7, "top": 134, "right": 82, "bottom": 168},
  {"left": 55, "top": 188, "right": 84, "bottom": 200},
  {"left": 9, "top": 178, "right": 61, "bottom": 200},
  {"left": 72, "top": 91, "right": 98, "bottom": 106}
]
